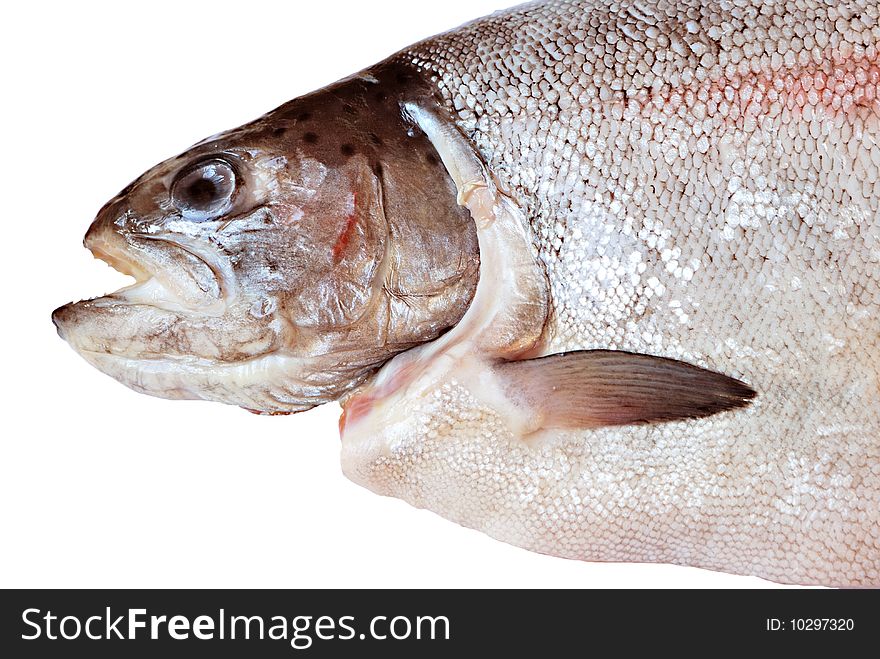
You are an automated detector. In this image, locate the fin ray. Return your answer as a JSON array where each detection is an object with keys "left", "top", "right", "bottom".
[{"left": 494, "top": 350, "right": 756, "bottom": 429}]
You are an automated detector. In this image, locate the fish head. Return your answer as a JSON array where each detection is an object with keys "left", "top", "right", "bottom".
[{"left": 53, "top": 74, "right": 480, "bottom": 413}]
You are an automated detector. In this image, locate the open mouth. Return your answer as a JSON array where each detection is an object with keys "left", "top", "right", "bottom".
[
  {"left": 81, "top": 228, "right": 228, "bottom": 315},
  {"left": 51, "top": 220, "right": 232, "bottom": 363}
]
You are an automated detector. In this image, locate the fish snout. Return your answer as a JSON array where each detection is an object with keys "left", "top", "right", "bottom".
[{"left": 82, "top": 199, "right": 143, "bottom": 277}]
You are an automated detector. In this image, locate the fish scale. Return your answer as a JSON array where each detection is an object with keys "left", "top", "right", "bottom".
[{"left": 338, "top": 0, "right": 880, "bottom": 584}]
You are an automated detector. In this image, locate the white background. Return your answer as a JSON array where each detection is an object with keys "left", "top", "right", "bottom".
[{"left": 1, "top": 0, "right": 794, "bottom": 588}]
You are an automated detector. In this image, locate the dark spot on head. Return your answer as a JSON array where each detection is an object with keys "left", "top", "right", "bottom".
[
  {"left": 368, "top": 132, "right": 383, "bottom": 146},
  {"left": 272, "top": 126, "right": 287, "bottom": 136},
  {"left": 340, "top": 144, "right": 356, "bottom": 157},
  {"left": 297, "top": 111, "right": 312, "bottom": 122},
  {"left": 426, "top": 152, "right": 439, "bottom": 165},
  {"left": 303, "top": 132, "right": 318, "bottom": 144}
]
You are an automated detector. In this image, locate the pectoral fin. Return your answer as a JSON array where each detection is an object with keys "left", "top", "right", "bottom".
[{"left": 494, "top": 350, "right": 756, "bottom": 430}]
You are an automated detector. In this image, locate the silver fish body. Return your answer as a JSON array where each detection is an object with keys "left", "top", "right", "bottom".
[{"left": 340, "top": 0, "right": 880, "bottom": 586}]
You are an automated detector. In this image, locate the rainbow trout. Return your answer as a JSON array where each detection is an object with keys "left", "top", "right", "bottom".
[{"left": 53, "top": 0, "right": 880, "bottom": 585}]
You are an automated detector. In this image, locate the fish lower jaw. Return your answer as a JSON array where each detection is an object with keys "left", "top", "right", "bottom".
[{"left": 70, "top": 349, "right": 323, "bottom": 413}]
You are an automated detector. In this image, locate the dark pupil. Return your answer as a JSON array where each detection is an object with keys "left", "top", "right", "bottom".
[
  {"left": 172, "top": 158, "right": 235, "bottom": 220},
  {"left": 187, "top": 177, "right": 218, "bottom": 207}
]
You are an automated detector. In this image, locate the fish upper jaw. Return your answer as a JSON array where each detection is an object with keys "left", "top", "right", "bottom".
[{"left": 81, "top": 216, "right": 228, "bottom": 316}]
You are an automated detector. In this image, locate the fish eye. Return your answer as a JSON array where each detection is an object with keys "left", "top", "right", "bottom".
[{"left": 170, "top": 158, "right": 237, "bottom": 221}]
